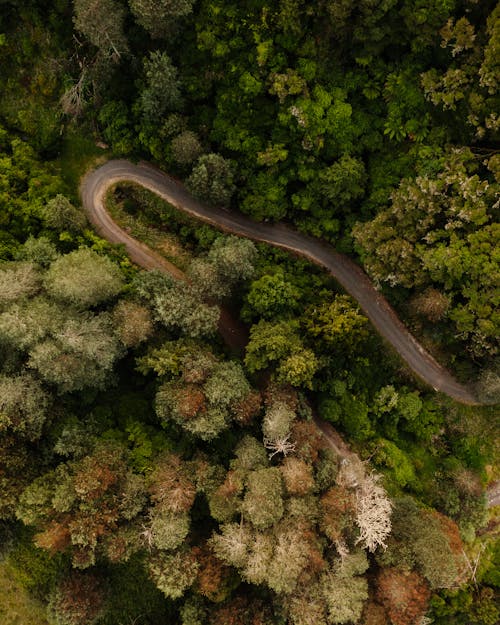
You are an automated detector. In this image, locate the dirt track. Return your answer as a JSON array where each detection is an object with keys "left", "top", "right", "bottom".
[{"left": 81, "top": 159, "right": 479, "bottom": 405}]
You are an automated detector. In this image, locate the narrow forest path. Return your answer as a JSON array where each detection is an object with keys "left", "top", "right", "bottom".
[{"left": 81, "top": 159, "right": 480, "bottom": 405}]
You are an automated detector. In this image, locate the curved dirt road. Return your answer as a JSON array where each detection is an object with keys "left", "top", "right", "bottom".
[{"left": 81, "top": 159, "right": 479, "bottom": 405}]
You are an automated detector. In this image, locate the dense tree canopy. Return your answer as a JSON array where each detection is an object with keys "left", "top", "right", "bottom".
[
  {"left": 353, "top": 149, "right": 499, "bottom": 358},
  {"left": 0, "top": 1, "right": 497, "bottom": 624}
]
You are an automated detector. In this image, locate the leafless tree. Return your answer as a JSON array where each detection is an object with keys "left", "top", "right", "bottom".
[
  {"left": 355, "top": 471, "right": 392, "bottom": 552},
  {"left": 60, "top": 68, "right": 88, "bottom": 117},
  {"left": 264, "top": 434, "right": 296, "bottom": 459},
  {"left": 337, "top": 455, "right": 392, "bottom": 552}
]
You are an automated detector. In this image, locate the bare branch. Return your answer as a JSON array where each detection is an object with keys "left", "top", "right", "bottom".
[
  {"left": 60, "top": 69, "right": 88, "bottom": 117},
  {"left": 264, "top": 434, "right": 296, "bottom": 459}
]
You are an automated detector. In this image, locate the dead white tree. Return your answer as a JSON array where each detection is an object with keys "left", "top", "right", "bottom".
[
  {"left": 354, "top": 471, "right": 392, "bottom": 552},
  {"left": 263, "top": 434, "right": 296, "bottom": 459},
  {"left": 461, "top": 544, "right": 486, "bottom": 588},
  {"left": 60, "top": 68, "right": 88, "bottom": 117},
  {"left": 337, "top": 455, "right": 392, "bottom": 552},
  {"left": 139, "top": 522, "right": 154, "bottom": 551}
]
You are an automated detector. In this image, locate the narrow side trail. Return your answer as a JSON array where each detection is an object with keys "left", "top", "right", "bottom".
[{"left": 81, "top": 159, "right": 479, "bottom": 405}]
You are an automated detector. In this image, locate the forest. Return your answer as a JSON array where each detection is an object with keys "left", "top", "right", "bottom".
[{"left": 0, "top": 1, "right": 498, "bottom": 624}]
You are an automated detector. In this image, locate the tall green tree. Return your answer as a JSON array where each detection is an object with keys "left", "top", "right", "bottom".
[
  {"left": 129, "top": 0, "right": 195, "bottom": 38},
  {"left": 25, "top": 311, "right": 123, "bottom": 393},
  {"left": 154, "top": 350, "right": 257, "bottom": 441},
  {"left": 43, "top": 195, "right": 87, "bottom": 234},
  {"left": 187, "top": 154, "right": 235, "bottom": 207},
  {"left": 73, "top": 0, "right": 129, "bottom": 59},
  {"left": 245, "top": 319, "right": 319, "bottom": 388},
  {"left": 243, "top": 270, "right": 300, "bottom": 321},
  {"left": 0, "top": 262, "right": 41, "bottom": 305},
  {"left": 171, "top": 130, "right": 203, "bottom": 165},
  {"left": 133, "top": 270, "right": 219, "bottom": 338},
  {"left": 139, "top": 51, "right": 182, "bottom": 122},
  {"left": 188, "top": 235, "right": 257, "bottom": 301},
  {"left": 44, "top": 248, "right": 124, "bottom": 308},
  {"left": 0, "top": 373, "right": 50, "bottom": 441},
  {"left": 16, "top": 442, "right": 146, "bottom": 569}
]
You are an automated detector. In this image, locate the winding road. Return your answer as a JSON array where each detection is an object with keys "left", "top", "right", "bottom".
[{"left": 81, "top": 159, "right": 479, "bottom": 405}]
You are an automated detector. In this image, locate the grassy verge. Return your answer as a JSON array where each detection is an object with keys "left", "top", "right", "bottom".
[
  {"left": 0, "top": 562, "right": 49, "bottom": 625},
  {"left": 106, "top": 184, "right": 193, "bottom": 272},
  {"left": 56, "top": 127, "right": 109, "bottom": 197}
]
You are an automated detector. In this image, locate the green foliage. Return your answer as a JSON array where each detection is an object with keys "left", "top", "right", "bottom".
[
  {"left": 188, "top": 235, "right": 257, "bottom": 300},
  {"left": 129, "top": 0, "right": 195, "bottom": 38},
  {"left": 180, "top": 597, "right": 207, "bottom": 625},
  {"left": 241, "top": 467, "right": 284, "bottom": 529},
  {"left": 318, "top": 389, "right": 374, "bottom": 442},
  {"left": 204, "top": 361, "right": 252, "bottom": 407},
  {"left": 139, "top": 51, "right": 182, "bottom": 122},
  {"left": 187, "top": 153, "right": 235, "bottom": 207},
  {"left": 0, "top": 259, "right": 126, "bottom": 394},
  {"left": 243, "top": 270, "right": 300, "bottom": 321},
  {"left": 320, "top": 569, "right": 368, "bottom": 624},
  {"left": 44, "top": 248, "right": 124, "bottom": 308},
  {"left": 0, "top": 296, "right": 65, "bottom": 350},
  {"left": 230, "top": 435, "right": 269, "bottom": 473},
  {"left": 171, "top": 130, "right": 203, "bottom": 165},
  {"left": 17, "top": 441, "right": 146, "bottom": 569},
  {"left": 99, "top": 555, "right": 175, "bottom": 625},
  {"left": 73, "top": 0, "right": 128, "bottom": 59},
  {"left": 305, "top": 295, "right": 368, "bottom": 351},
  {"left": 373, "top": 438, "right": 418, "bottom": 489},
  {"left": 149, "top": 511, "right": 190, "bottom": 550},
  {"left": 14, "top": 237, "right": 59, "bottom": 267},
  {"left": 97, "top": 102, "right": 134, "bottom": 155},
  {"left": 431, "top": 586, "right": 500, "bottom": 625},
  {"left": 0, "top": 15, "right": 66, "bottom": 154},
  {"left": 377, "top": 498, "right": 462, "bottom": 589},
  {"left": 0, "top": 560, "right": 50, "bottom": 625},
  {"left": 245, "top": 319, "right": 318, "bottom": 389},
  {"left": 43, "top": 195, "right": 87, "bottom": 234},
  {"left": 0, "top": 136, "right": 64, "bottom": 256},
  {"left": 28, "top": 312, "right": 123, "bottom": 393},
  {"left": 353, "top": 149, "right": 500, "bottom": 358},
  {"left": 0, "top": 2, "right": 498, "bottom": 624},
  {"left": 7, "top": 528, "right": 67, "bottom": 597},
  {"left": 134, "top": 270, "right": 219, "bottom": 338},
  {"left": 0, "top": 373, "right": 50, "bottom": 440},
  {"left": 0, "top": 262, "right": 41, "bottom": 304},
  {"left": 319, "top": 155, "right": 366, "bottom": 206},
  {"left": 155, "top": 350, "right": 255, "bottom": 441},
  {"left": 148, "top": 549, "right": 198, "bottom": 600}
]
